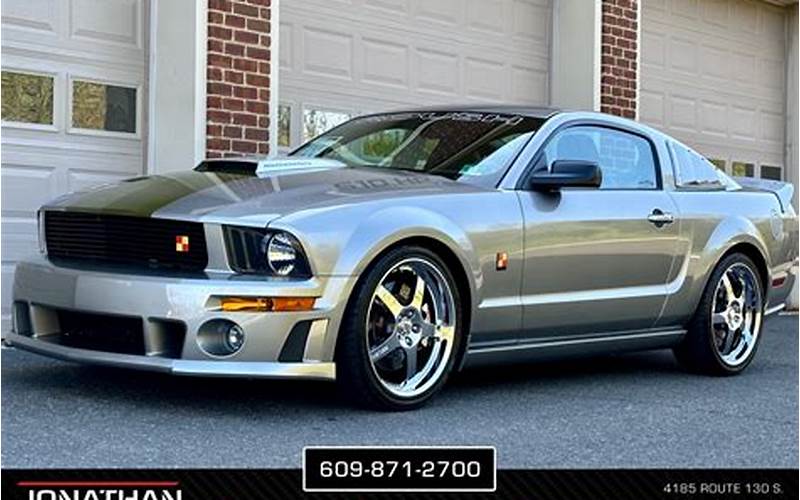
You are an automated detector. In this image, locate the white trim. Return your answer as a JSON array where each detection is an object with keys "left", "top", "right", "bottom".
[
  {"left": 195, "top": 0, "right": 208, "bottom": 164},
  {"left": 268, "top": 0, "right": 280, "bottom": 156},
  {"left": 548, "top": 0, "right": 557, "bottom": 107},
  {"left": 592, "top": 0, "right": 602, "bottom": 111},
  {"left": 146, "top": 0, "right": 158, "bottom": 173}
]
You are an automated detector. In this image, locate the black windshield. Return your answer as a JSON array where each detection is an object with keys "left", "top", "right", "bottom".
[{"left": 292, "top": 111, "right": 543, "bottom": 184}]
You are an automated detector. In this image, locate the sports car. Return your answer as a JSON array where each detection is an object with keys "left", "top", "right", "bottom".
[{"left": 8, "top": 107, "right": 798, "bottom": 410}]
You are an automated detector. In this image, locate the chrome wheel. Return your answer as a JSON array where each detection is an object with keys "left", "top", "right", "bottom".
[
  {"left": 366, "top": 257, "right": 457, "bottom": 399},
  {"left": 711, "top": 263, "right": 763, "bottom": 367}
]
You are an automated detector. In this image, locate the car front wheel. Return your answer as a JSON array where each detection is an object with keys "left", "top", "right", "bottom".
[
  {"left": 674, "top": 253, "right": 764, "bottom": 375},
  {"left": 336, "top": 246, "right": 463, "bottom": 411}
]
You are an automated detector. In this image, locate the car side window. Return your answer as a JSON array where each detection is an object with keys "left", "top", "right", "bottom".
[
  {"left": 540, "top": 125, "right": 658, "bottom": 190},
  {"left": 670, "top": 142, "right": 727, "bottom": 190}
]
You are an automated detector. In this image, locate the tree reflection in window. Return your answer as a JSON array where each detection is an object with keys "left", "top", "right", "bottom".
[{"left": 303, "top": 108, "right": 350, "bottom": 142}]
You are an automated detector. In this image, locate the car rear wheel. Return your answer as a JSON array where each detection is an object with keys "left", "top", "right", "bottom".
[
  {"left": 674, "top": 253, "right": 764, "bottom": 375},
  {"left": 336, "top": 246, "right": 463, "bottom": 411}
]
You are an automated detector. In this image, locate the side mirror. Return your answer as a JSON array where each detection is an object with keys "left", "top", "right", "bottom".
[{"left": 529, "top": 160, "right": 602, "bottom": 191}]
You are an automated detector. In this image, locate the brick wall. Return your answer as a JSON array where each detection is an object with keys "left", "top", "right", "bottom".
[
  {"left": 206, "top": 0, "right": 271, "bottom": 158},
  {"left": 600, "top": 0, "right": 639, "bottom": 119}
]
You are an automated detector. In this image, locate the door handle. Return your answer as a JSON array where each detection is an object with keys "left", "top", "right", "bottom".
[{"left": 648, "top": 209, "right": 674, "bottom": 227}]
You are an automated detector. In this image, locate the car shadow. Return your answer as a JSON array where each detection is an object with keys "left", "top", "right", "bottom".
[{"left": 5, "top": 347, "right": 686, "bottom": 413}]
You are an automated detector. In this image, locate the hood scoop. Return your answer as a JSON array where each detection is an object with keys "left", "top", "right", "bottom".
[{"left": 195, "top": 157, "right": 346, "bottom": 177}]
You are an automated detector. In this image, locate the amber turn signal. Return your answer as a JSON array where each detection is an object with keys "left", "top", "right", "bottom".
[{"left": 220, "top": 296, "right": 316, "bottom": 312}]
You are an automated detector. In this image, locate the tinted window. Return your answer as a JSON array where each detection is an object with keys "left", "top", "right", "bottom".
[
  {"left": 671, "top": 143, "right": 737, "bottom": 189},
  {"left": 293, "top": 112, "right": 543, "bottom": 184},
  {"left": 540, "top": 125, "right": 658, "bottom": 189},
  {"left": 761, "top": 165, "right": 783, "bottom": 181}
]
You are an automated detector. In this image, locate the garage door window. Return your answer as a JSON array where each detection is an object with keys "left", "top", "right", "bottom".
[
  {"left": 731, "top": 161, "right": 755, "bottom": 178},
  {"left": 71, "top": 80, "right": 137, "bottom": 134},
  {"left": 303, "top": 108, "right": 351, "bottom": 142},
  {"left": 1, "top": 71, "right": 54, "bottom": 126},
  {"left": 278, "top": 104, "right": 292, "bottom": 148},
  {"left": 760, "top": 165, "right": 783, "bottom": 181}
]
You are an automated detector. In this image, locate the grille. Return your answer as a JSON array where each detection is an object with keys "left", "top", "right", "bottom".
[
  {"left": 45, "top": 211, "right": 208, "bottom": 272},
  {"left": 57, "top": 309, "right": 145, "bottom": 355}
]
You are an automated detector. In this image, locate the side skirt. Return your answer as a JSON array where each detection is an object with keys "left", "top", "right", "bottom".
[{"left": 462, "top": 328, "right": 686, "bottom": 369}]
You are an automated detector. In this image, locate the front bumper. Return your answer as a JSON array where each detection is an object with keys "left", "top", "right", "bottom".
[{"left": 9, "top": 256, "right": 357, "bottom": 380}]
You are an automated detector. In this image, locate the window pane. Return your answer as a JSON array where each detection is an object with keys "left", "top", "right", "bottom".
[
  {"left": 544, "top": 126, "right": 657, "bottom": 189},
  {"left": 277, "top": 104, "right": 291, "bottom": 147},
  {"left": 303, "top": 108, "right": 350, "bottom": 142},
  {"left": 761, "top": 165, "right": 782, "bottom": 181},
  {"left": 1, "top": 71, "right": 54, "bottom": 125},
  {"left": 72, "top": 80, "right": 136, "bottom": 133},
  {"left": 708, "top": 158, "right": 725, "bottom": 170},
  {"left": 731, "top": 161, "right": 755, "bottom": 177}
]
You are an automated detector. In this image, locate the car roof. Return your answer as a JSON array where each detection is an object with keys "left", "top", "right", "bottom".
[{"left": 378, "top": 104, "right": 562, "bottom": 119}]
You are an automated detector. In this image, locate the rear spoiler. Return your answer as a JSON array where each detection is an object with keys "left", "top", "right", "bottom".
[{"left": 733, "top": 177, "right": 795, "bottom": 213}]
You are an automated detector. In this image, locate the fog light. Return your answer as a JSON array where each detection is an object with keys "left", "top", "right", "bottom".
[
  {"left": 225, "top": 324, "right": 245, "bottom": 352},
  {"left": 197, "top": 319, "right": 246, "bottom": 356}
]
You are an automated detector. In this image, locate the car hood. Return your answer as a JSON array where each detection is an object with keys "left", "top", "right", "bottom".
[{"left": 43, "top": 165, "right": 486, "bottom": 226}]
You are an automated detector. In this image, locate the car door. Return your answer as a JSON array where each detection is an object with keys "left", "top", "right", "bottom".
[{"left": 516, "top": 123, "right": 681, "bottom": 339}]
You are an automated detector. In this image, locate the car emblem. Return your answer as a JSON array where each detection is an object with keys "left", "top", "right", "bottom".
[{"left": 175, "top": 235, "right": 190, "bottom": 253}]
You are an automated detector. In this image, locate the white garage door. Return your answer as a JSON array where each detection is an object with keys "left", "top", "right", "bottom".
[
  {"left": 278, "top": 0, "right": 552, "bottom": 149},
  {"left": 1, "top": 0, "right": 149, "bottom": 332},
  {"left": 641, "top": 0, "right": 787, "bottom": 181}
]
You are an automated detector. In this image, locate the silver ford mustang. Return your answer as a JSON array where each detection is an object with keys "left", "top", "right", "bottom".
[{"left": 8, "top": 107, "right": 798, "bottom": 410}]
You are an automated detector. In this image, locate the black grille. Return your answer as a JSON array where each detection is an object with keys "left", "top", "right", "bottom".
[
  {"left": 45, "top": 211, "right": 208, "bottom": 272},
  {"left": 57, "top": 309, "right": 145, "bottom": 355}
]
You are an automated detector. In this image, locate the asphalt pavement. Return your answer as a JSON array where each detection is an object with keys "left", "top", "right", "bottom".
[{"left": 2, "top": 314, "right": 797, "bottom": 469}]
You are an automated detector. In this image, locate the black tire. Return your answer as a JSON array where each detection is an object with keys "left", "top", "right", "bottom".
[
  {"left": 673, "top": 253, "right": 764, "bottom": 376},
  {"left": 335, "top": 245, "right": 464, "bottom": 411}
]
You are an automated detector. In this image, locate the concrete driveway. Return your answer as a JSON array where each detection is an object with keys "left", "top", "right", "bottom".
[{"left": 2, "top": 314, "right": 796, "bottom": 468}]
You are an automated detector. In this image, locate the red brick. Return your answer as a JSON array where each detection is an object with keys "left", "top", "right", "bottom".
[
  {"left": 208, "top": 53, "right": 232, "bottom": 68},
  {"left": 225, "top": 42, "right": 245, "bottom": 56},
  {"left": 225, "top": 14, "right": 246, "bottom": 29},
  {"left": 246, "top": 46, "right": 269, "bottom": 60},
  {"left": 233, "top": 3, "right": 260, "bottom": 17},
  {"left": 232, "top": 140, "right": 258, "bottom": 153},
  {"left": 207, "top": 110, "right": 231, "bottom": 124},
  {"left": 207, "top": 138, "right": 231, "bottom": 151},
  {"left": 208, "top": 26, "right": 232, "bottom": 41},
  {"left": 208, "top": 11, "right": 224, "bottom": 24},
  {"left": 223, "top": 98, "right": 245, "bottom": 111},
  {"left": 207, "top": 67, "right": 223, "bottom": 81},
  {"left": 209, "top": 0, "right": 231, "bottom": 12},
  {"left": 233, "top": 86, "right": 258, "bottom": 99},
  {"left": 223, "top": 125, "right": 242, "bottom": 138},
  {"left": 207, "top": 96, "right": 223, "bottom": 109},
  {"left": 246, "top": 74, "right": 270, "bottom": 87},
  {"left": 208, "top": 39, "right": 224, "bottom": 54},
  {"left": 233, "top": 58, "right": 258, "bottom": 72},
  {"left": 245, "top": 127, "right": 267, "bottom": 141},
  {"left": 208, "top": 82, "right": 233, "bottom": 96},
  {"left": 232, "top": 113, "right": 258, "bottom": 127},
  {"left": 234, "top": 30, "right": 260, "bottom": 44},
  {"left": 246, "top": 101, "right": 268, "bottom": 114},
  {"left": 247, "top": 18, "right": 269, "bottom": 33},
  {"left": 225, "top": 70, "right": 244, "bottom": 84}
]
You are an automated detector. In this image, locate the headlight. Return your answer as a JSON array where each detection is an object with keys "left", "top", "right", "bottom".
[
  {"left": 265, "top": 232, "right": 299, "bottom": 275},
  {"left": 224, "top": 226, "right": 311, "bottom": 277}
]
